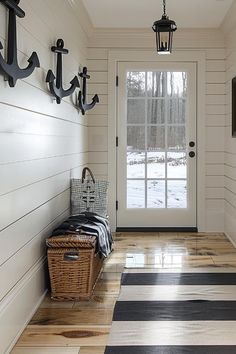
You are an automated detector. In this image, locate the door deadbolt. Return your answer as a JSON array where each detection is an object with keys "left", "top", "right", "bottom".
[{"left": 189, "top": 141, "right": 195, "bottom": 148}]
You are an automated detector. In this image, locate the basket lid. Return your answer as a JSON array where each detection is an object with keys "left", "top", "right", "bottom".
[{"left": 46, "top": 234, "right": 96, "bottom": 249}]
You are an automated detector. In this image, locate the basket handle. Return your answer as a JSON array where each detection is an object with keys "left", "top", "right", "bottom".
[
  {"left": 64, "top": 252, "right": 79, "bottom": 261},
  {"left": 82, "top": 167, "right": 95, "bottom": 184}
]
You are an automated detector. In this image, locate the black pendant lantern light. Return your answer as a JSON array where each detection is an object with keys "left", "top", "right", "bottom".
[{"left": 152, "top": 0, "right": 177, "bottom": 54}]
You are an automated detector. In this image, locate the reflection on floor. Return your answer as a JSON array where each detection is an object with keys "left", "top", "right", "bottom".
[{"left": 11, "top": 232, "right": 236, "bottom": 354}]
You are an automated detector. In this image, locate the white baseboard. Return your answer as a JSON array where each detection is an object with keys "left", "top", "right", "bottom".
[
  {"left": 0, "top": 258, "right": 47, "bottom": 354},
  {"left": 5, "top": 290, "right": 47, "bottom": 354},
  {"left": 225, "top": 232, "right": 236, "bottom": 248},
  {"left": 224, "top": 211, "right": 236, "bottom": 248},
  {"left": 205, "top": 209, "right": 224, "bottom": 232}
]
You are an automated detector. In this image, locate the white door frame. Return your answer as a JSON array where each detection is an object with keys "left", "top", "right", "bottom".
[{"left": 108, "top": 50, "right": 206, "bottom": 232}]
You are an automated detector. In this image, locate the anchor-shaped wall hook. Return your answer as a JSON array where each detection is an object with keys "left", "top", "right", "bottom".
[
  {"left": 0, "top": 0, "right": 40, "bottom": 87},
  {"left": 78, "top": 67, "right": 99, "bottom": 115},
  {"left": 46, "top": 39, "right": 80, "bottom": 104}
]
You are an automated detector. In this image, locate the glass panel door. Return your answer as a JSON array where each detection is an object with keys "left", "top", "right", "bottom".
[
  {"left": 127, "top": 71, "right": 187, "bottom": 210},
  {"left": 117, "top": 62, "right": 196, "bottom": 228}
]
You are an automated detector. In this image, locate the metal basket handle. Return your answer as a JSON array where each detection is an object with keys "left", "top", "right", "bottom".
[
  {"left": 81, "top": 167, "right": 95, "bottom": 184},
  {"left": 64, "top": 252, "right": 79, "bottom": 261}
]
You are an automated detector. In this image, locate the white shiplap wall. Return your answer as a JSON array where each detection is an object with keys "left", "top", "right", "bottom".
[
  {"left": 222, "top": 2, "right": 236, "bottom": 245},
  {"left": 87, "top": 29, "right": 226, "bottom": 232},
  {"left": 0, "top": 0, "right": 88, "bottom": 352}
]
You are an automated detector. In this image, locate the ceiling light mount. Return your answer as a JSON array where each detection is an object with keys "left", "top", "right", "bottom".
[{"left": 152, "top": 0, "right": 177, "bottom": 55}]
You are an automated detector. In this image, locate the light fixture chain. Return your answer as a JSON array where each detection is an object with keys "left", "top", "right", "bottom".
[{"left": 163, "top": 0, "right": 166, "bottom": 15}]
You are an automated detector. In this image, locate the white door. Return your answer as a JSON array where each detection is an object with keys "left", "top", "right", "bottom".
[{"left": 117, "top": 62, "right": 197, "bottom": 229}]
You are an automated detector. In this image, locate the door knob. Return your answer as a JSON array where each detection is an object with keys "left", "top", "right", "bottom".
[{"left": 189, "top": 151, "right": 195, "bottom": 158}]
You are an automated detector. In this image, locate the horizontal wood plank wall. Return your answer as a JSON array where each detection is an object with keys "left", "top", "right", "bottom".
[
  {"left": 87, "top": 29, "right": 226, "bottom": 232},
  {"left": 222, "top": 1, "right": 236, "bottom": 246},
  {"left": 0, "top": 0, "right": 88, "bottom": 352}
]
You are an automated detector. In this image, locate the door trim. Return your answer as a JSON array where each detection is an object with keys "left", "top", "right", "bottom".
[
  {"left": 108, "top": 50, "right": 206, "bottom": 232},
  {"left": 117, "top": 62, "right": 197, "bottom": 228}
]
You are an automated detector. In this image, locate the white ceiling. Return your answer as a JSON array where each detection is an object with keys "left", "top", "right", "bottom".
[{"left": 81, "top": 0, "right": 234, "bottom": 29}]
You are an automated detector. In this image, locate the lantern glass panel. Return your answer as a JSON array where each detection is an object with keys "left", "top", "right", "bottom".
[{"left": 158, "top": 31, "right": 172, "bottom": 54}]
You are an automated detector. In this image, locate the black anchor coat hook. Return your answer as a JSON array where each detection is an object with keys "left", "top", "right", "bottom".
[
  {"left": 0, "top": 0, "right": 40, "bottom": 87},
  {"left": 78, "top": 67, "right": 99, "bottom": 115},
  {"left": 46, "top": 39, "right": 80, "bottom": 104}
]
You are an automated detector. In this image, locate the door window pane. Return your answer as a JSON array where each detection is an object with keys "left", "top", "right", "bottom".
[
  {"left": 167, "top": 126, "right": 186, "bottom": 150},
  {"left": 147, "top": 126, "right": 165, "bottom": 150},
  {"left": 127, "top": 180, "right": 145, "bottom": 208},
  {"left": 167, "top": 99, "right": 186, "bottom": 124},
  {"left": 127, "top": 99, "right": 145, "bottom": 124},
  {"left": 147, "top": 71, "right": 166, "bottom": 97},
  {"left": 167, "top": 152, "right": 187, "bottom": 179},
  {"left": 167, "top": 72, "right": 187, "bottom": 97},
  {"left": 127, "top": 126, "right": 145, "bottom": 151},
  {"left": 147, "top": 180, "right": 165, "bottom": 208},
  {"left": 127, "top": 152, "right": 145, "bottom": 178},
  {"left": 147, "top": 152, "right": 165, "bottom": 178},
  {"left": 168, "top": 180, "right": 187, "bottom": 208},
  {"left": 127, "top": 72, "right": 145, "bottom": 97},
  {"left": 147, "top": 99, "right": 165, "bottom": 124}
]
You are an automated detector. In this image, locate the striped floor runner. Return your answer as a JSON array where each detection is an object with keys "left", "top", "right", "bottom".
[{"left": 105, "top": 268, "right": 236, "bottom": 354}]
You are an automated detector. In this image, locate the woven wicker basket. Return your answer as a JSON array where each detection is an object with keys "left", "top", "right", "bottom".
[{"left": 47, "top": 234, "right": 103, "bottom": 301}]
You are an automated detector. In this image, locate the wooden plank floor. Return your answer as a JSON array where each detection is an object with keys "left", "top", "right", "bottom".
[{"left": 11, "top": 232, "right": 236, "bottom": 354}]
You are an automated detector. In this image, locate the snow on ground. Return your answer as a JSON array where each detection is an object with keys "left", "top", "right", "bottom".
[{"left": 127, "top": 151, "right": 187, "bottom": 208}]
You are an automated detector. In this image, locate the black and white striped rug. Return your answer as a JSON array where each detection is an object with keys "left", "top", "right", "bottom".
[{"left": 105, "top": 268, "right": 236, "bottom": 354}]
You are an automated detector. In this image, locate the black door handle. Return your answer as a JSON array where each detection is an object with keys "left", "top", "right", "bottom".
[{"left": 189, "top": 151, "right": 195, "bottom": 158}]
